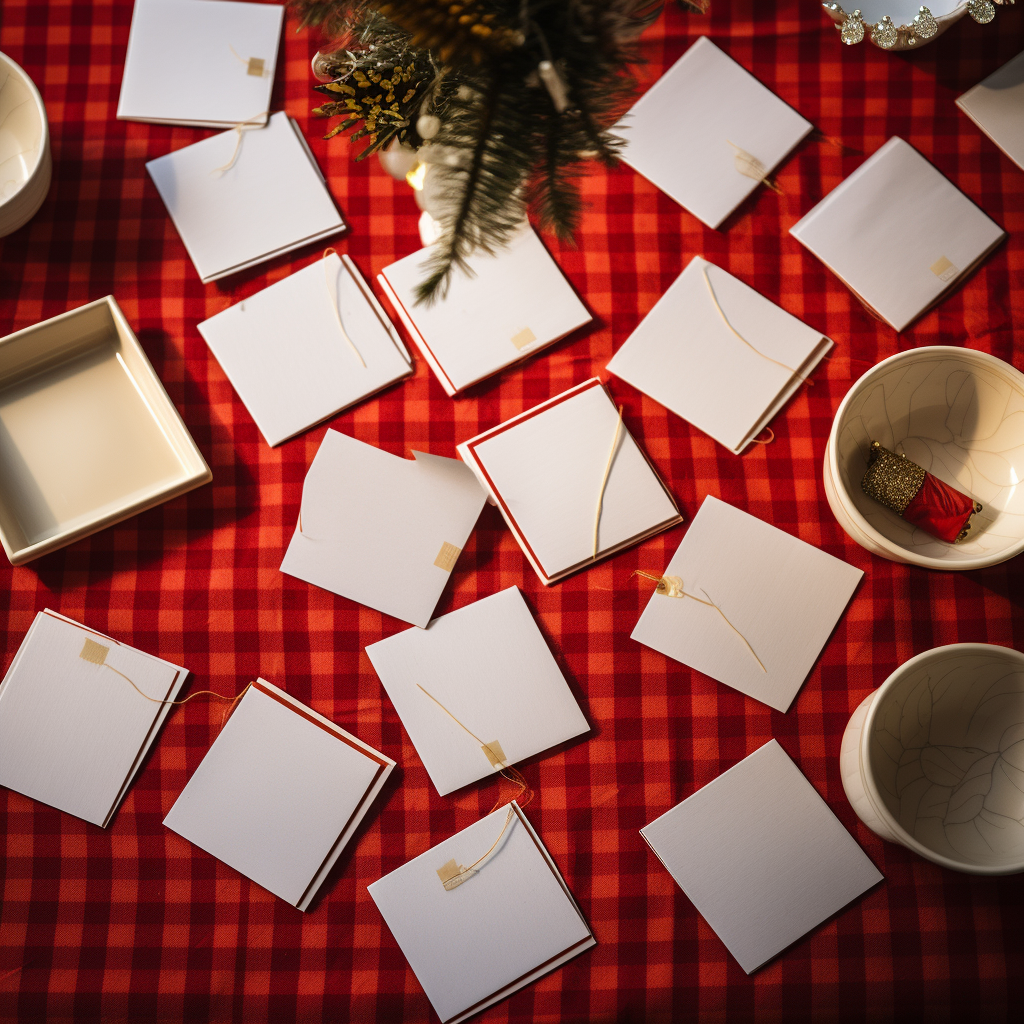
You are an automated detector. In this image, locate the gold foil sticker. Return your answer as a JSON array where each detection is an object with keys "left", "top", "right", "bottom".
[
  {"left": 437, "top": 858, "right": 469, "bottom": 891},
  {"left": 79, "top": 638, "right": 109, "bottom": 665},
  {"left": 510, "top": 327, "right": 536, "bottom": 350},
  {"left": 434, "top": 542, "right": 461, "bottom": 572},
  {"left": 481, "top": 741, "right": 506, "bottom": 767},
  {"left": 247, "top": 57, "right": 266, "bottom": 77},
  {"left": 930, "top": 256, "right": 958, "bottom": 282}
]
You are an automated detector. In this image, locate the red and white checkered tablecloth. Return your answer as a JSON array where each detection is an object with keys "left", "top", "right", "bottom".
[{"left": 1, "top": 1, "right": 1023, "bottom": 1021}]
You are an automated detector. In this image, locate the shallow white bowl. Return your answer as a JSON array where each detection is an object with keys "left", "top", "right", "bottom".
[
  {"left": 823, "top": 0, "right": 969, "bottom": 51},
  {"left": 841, "top": 643, "right": 1024, "bottom": 875},
  {"left": 0, "top": 50, "right": 51, "bottom": 237},
  {"left": 826, "top": 346, "right": 1024, "bottom": 570}
]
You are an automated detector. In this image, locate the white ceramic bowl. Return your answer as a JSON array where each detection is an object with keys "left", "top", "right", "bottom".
[
  {"left": 823, "top": 0, "right": 970, "bottom": 51},
  {"left": 826, "top": 346, "right": 1024, "bottom": 570},
  {"left": 841, "top": 643, "right": 1024, "bottom": 875},
  {"left": 0, "top": 50, "right": 51, "bottom": 237}
]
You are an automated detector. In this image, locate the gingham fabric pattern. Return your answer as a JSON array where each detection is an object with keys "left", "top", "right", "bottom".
[{"left": 1, "top": 1, "right": 1023, "bottom": 1021}]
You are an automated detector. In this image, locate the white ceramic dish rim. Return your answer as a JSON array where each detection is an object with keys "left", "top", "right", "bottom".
[
  {"left": 826, "top": 346, "right": 1024, "bottom": 571},
  {"left": 0, "top": 51, "right": 49, "bottom": 208},
  {"left": 859, "top": 642, "right": 1024, "bottom": 876}
]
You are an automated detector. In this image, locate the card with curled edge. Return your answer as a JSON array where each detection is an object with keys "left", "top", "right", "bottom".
[
  {"left": 280, "top": 429, "right": 488, "bottom": 627},
  {"left": 368, "top": 802, "right": 595, "bottom": 1024}
]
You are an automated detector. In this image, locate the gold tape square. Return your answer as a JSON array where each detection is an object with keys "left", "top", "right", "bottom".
[
  {"left": 247, "top": 57, "right": 265, "bottom": 77},
  {"left": 481, "top": 740, "right": 506, "bottom": 767},
  {"left": 930, "top": 256, "right": 958, "bottom": 282},
  {"left": 80, "top": 638, "right": 109, "bottom": 665},
  {"left": 510, "top": 327, "right": 537, "bottom": 351},
  {"left": 437, "top": 858, "right": 468, "bottom": 890},
  {"left": 434, "top": 542, "right": 461, "bottom": 573}
]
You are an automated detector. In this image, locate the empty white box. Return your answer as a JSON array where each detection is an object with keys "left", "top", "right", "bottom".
[{"left": 0, "top": 296, "right": 211, "bottom": 565}]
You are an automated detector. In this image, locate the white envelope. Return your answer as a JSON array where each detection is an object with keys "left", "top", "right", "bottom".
[
  {"left": 957, "top": 50, "right": 1024, "bottom": 172},
  {"left": 280, "top": 429, "right": 488, "bottom": 627},
  {"left": 146, "top": 111, "right": 345, "bottom": 283},
  {"left": 789, "top": 136, "right": 1006, "bottom": 332},
  {"left": 607, "top": 257, "right": 832, "bottom": 453},
  {"left": 198, "top": 253, "right": 412, "bottom": 446},
  {"left": 641, "top": 739, "right": 882, "bottom": 974},
  {"left": 365, "top": 587, "right": 589, "bottom": 796},
  {"left": 457, "top": 378, "right": 682, "bottom": 585},
  {"left": 377, "top": 225, "right": 591, "bottom": 396},
  {"left": 617, "top": 36, "right": 812, "bottom": 229},
  {"left": 631, "top": 496, "right": 862, "bottom": 713},
  {"left": 118, "top": 0, "right": 283, "bottom": 129},
  {"left": 368, "top": 802, "right": 595, "bottom": 1024},
  {"left": 163, "top": 678, "right": 395, "bottom": 910},
  {"left": 0, "top": 609, "right": 188, "bottom": 827}
]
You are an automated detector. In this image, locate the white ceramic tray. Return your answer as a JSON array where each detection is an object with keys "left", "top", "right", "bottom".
[{"left": 0, "top": 296, "right": 211, "bottom": 564}]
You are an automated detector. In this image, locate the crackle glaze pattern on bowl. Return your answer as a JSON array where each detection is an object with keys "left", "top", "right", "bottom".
[
  {"left": 828, "top": 347, "right": 1024, "bottom": 570},
  {"left": 863, "top": 645, "right": 1024, "bottom": 874}
]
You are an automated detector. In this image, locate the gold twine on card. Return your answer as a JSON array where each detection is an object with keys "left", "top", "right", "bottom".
[
  {"left": 322, "top": 249, "right": 367, "bottom": 368},
  {"left": 80, "top": 639, "right": 252, "bottom": 723},
  {"left": 210, "top": 112, "right": 270, "bottom": 176},
  {"left": 228, "top": 43, "right": 269, "bottom": 78},
  {"left": 416, "top": 683, "right": 532, "bottom": 812},
  {"left": 728, "top": 141, "right": 783, "bottom": 195},
  {"left": 700, "top": 265, "right": 812, "bottom": 388},
  {"left": 632, "top": 570, "right": 766, "bottom": 673},
  {"left": 750, "top": 426, "right": 775, "bottom": 446},
  {"left": 593, "top": 404, "right": 624, "bottom": 560},
  {"left": 436, "top": 804, "right": 516, "bottom": 891}
]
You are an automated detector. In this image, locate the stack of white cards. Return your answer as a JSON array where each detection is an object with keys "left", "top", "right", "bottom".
[
  {"left": 457, "top": 378, "right": 682, "bottom": 585},
  {"left": 198, "top": 253, "right": 413, "bottom": 446},
  {"left": 631, "top": 496, "right": 862, "bottom": 713},
  {"left": 280, "top": 429, "right": 488, "bottom": 627},
  {"left": 617, "top": 36, "right": 812, "bottom": 229},
  {"left": 956, "top": 50, "right": 1024, "bottom": 172},
  {"left": 378, "top": 226, "right": 591, "bottom": 396},
  {"left": 147, "top": 111, "right": 345, "bottom": 283},
  {"left": 369, "top": 802, "right": 595, "bottom": 1024},
  {"left": 641, "top": 740, "right": 882, "bottom": 973},
  {"left": 0, "top": 610, "right": 188, "bottom": 827},
  {"left": 366, "top": 587, "right": 589, "bottom": 796},
  {"left": 118, "top": 0, "right": 283, "bottom": 128},
  {"left": 790, "top": 136, "right": 1006, "bottom": 332},
  {"left": 164, "top": 678, "right": 395, "bottom": 910},
  {"left": 607, "top": 257, "right": 832, "bottom": 454}
]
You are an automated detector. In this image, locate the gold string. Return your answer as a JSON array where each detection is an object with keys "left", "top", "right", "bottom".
[
  {"left": 101, "top": 664, "right": 252, "bottom": 723},
  {"left": 322, "top": 249, "right": 367, "bottom": 368},
  {"left": 751, "top": 426, "right": 775, "bottom": 446},
  {"left": 632, "top": 570, "right": 767, "bottom": 673},
  {"left": 728, "top": 141, "right": 783, "bottom": 195},
  {"left": 593, "top": 404, "right": 624, "bottom": 560},
  {"left": 440, "top": 805, "right": 516, "bottom": 890},
  {"left": 701, "top": 265, "right": 812, "bottom": 386},
  {"left": 210, "top": 112, "right": 270, "bottom": 176},
  {"left": 416, "top": 683, "right": 531, "bottom": 810}
]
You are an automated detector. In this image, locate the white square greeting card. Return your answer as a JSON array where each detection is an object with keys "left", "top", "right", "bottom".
[
  {"left": 631, "top": 496, "right": 862, "bottom": 712},
  {"left": 957, "top": 50, "right": 1024, "bottom": 172},
  {"left": 163, "top": 678, "right": 395, "bottom": 910},
  {"left": 198, "top": 253, "right": 412, "bottom": 446},
  {"left": 457, "top": 378, "right": 682, "bottom": 585},
  {"left": 369, "top": 802, "right": 595, "bottom": 1024},
  {"left": 365, "top": 587, "right": 589, "bottom": 796},
  {"left": 606, "top": 257, "right": 832, "bottom": 453},
  {"left": 118, "top": 0, "right": 283, "bottom": 129},
  {"left": 617, "top": 36, "right": 812, "bottom": 229},
  {"left": 789, "top": 136, "right": 1005, "bottom": 332},
  {"left": 146, "top": 111, "right": 345, "bottom": 283},
  {"left": 280, "top": 429, "right": 488, "bottom": 627},
  {"left": 378, "top": 225, "right": 591, "bottom": 396},
  {"left": 641, "top": 740, "right": 882, "bottom": 974},
  {"left": 0, "top": 609, "right": 188, "bottom": 827}
]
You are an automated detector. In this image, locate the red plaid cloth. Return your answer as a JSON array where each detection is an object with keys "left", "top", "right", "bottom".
[{"left": 2, "top": 1, "right": 1023, "bottom": 1021}]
